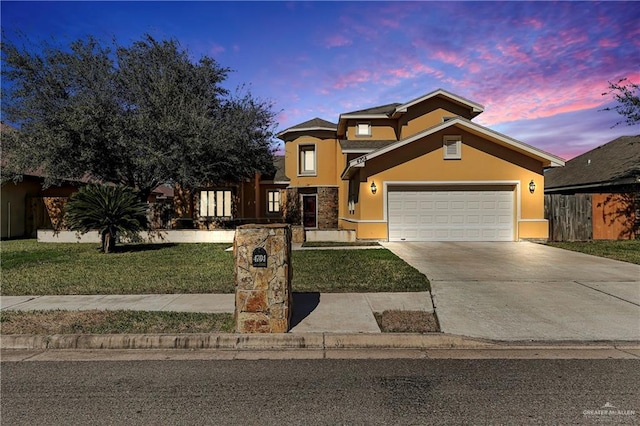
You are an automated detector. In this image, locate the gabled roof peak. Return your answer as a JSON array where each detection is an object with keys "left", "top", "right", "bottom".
[
  {"left": 394, "top": 88, "right": 484, "bottom": 116},
  {"left": 339, "top": 89, "right": 484, "bottom": 120},
  {"left": 336, "top": 89, "right": 485, "bottom": 136},
  {"left": 276, "top": 117, "right": 337, "bottom": 140}
]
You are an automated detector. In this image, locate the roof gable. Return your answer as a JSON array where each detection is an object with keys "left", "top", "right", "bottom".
[
  {"left": 341, "top": 117, "right": 564, "bottom": 179},
  {"left": 337, "top": 89, "right": 484, "bottom": 135},
  {"left": 276, "top": 117, "right": 337, "bottom": 140},
  {"left": 392, "top": 89, "right": 484, "bottom": 118},
  {"left": 545, "top": 135, "right": 640, "bottom": 191}
]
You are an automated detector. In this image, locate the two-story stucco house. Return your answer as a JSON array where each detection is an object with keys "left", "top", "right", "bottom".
[{"left": 277, "top": 89, "right": 565, "bottom": 241}]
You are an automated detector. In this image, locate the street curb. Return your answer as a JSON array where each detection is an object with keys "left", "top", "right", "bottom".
[
  {"left": 4, "top": 333, "right": 638, "bottom": 351},
  {"left": 1, "top": 333, "right": 496, "bottom": 351}
]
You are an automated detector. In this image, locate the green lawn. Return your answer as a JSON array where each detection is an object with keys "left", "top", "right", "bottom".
[
  {"left": 546, "top": 240, "right": 640, "bottom": 265},
  {"left": 1, "top": 240, "right": 429, "bottom": 295}
]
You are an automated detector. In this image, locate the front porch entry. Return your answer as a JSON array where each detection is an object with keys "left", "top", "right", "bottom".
[{"left": 302, "top": 195, "right": 317, "bottom": 228}]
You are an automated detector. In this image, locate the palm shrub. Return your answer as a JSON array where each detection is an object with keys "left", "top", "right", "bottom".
[{"left": 65, "top": 184, "right": 148, "bottom": 253}]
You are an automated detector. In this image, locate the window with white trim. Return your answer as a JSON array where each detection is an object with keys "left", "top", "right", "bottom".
[
  {"left": 299, "top": 145, "right": 316, "bottom": 175},
  {"left": 443, "top": 135, "right": 462, "bottom": 160},
  {"left": 267, "top": 190, "right": 281, "bottom": 214},
  {"left": 199, "top": 190, "right": 233, "bottom": 218},
  {"left": 355, "top": 122, "right": 371, "bottom": 136}
]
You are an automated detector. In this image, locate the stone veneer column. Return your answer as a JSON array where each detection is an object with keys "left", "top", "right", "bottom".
[{"left": 234, "top": 224, "right": 292, "bottom": 333}]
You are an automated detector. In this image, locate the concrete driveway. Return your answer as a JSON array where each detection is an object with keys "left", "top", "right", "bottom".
[{"left": 382, "top": 242, "right": 640, "bottom": 341}]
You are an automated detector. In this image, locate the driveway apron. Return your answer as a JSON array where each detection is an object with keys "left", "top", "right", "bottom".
[{"left": 382, "top": 242, "right": 640, "bottom": 341}]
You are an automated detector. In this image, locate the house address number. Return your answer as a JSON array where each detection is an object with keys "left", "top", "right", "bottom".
[
  {"left": 252, "top": 247, "right": 267, "bottom": 268},
  {"left": 355, "top": 156, "right": 367, "bottom": 164}
]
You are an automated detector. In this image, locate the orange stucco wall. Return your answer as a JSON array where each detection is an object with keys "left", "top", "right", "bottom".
[
  {"left": 339, "top": 128, "right": 548, "bottom": 240},
  {"left": 346, "top": 119, "right": 397, "bottom": 140},
  {"left": 284, "top": 132, "right": 338, "bottom": 188},
  {"left": 398, "top": 98, "right": 476, "bottom": 140}
]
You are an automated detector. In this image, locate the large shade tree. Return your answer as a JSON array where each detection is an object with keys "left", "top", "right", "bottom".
[
  {"left": 1, "top": 34, "right": 277, "bottom": 199},
  {"left": 602, "top": 78, "right": 640, "bottom": 127}
]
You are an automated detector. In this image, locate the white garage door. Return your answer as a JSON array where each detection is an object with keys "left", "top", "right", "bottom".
[{"left": 388, "top": 188, "right": 514, "bottom": 241}]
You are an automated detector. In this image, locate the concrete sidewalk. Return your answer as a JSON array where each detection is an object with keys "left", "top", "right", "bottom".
[{"left": 0, "top": 292, "right": 434, "bottom": 334}]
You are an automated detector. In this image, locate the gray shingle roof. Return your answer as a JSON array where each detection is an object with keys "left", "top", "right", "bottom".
[
  {"left": 341, "top": 103, "right": 401, "bottom": 116},
  {"left": 544, "top": 135, "right": 640, "bottom": 190},
  {"left": 282, "top": 117, "right": 337, "bottom": 131}
]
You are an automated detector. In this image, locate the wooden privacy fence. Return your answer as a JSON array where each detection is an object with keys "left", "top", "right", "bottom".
[
  {"left": 545, "top": 194, "right": 592, "bottom": 241},
  {"left": 545, "top": 193, "right": 638, "bottom": 241}
]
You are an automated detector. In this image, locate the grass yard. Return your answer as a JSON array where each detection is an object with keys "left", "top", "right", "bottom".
[
  {"left": 292, "top": 248, "right": 428, "bottom": 293},
  {"left": 0, "top": 310, "right": 234, "bottom": 334},
  {"left": 1, "top": 240, "right": 235, "bottom": 295},
  {"left": 1, "top": 239, "right": 429, "bottom": 295},
  {"left": 546, "top": 240, "right": 640, "bottom": 265}
]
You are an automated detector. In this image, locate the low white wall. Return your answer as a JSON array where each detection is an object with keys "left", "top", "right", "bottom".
[
  {"left": 305, "top": 229, "right": 356, "bottom": 242},
  {"left": 37, "top": 230, "right": 101, "bottom": 243},
  {"left": 37, "top": 229, "right": 236, "bottom": 244},
  {"left": 38, "top": 229, "right": 358, "bottom": 244}
]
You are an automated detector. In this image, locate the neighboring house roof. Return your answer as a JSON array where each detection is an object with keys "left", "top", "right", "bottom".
[
  {"left": 272, "top": 155, "right": 289, "bottom": 183},
  {"left": 545, "top": 135, "right": 640, "bottom": 192},
  {"left": 151, "top": 184, "right": 174, "bottom": 198},
  {"left": 341, "top": 117, "right": 565, "bottom": 179},
  {"left": 339, "top": 140, "right": 397, "bottom": 152},
  {"left": 276, "top": 117, "right": 337, "bottom": 139}
]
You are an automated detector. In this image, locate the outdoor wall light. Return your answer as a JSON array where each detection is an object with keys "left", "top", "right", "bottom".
[
  {"left": 529, "top": 179, "right": 536, "bottom": 194},
  {"left": 370, "top": 181, "right": 377, "bottom": 194}
]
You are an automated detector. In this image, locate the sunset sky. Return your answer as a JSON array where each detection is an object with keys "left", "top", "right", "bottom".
[{"left": 2, "top": 1, "right": 639, "bottom": 159}]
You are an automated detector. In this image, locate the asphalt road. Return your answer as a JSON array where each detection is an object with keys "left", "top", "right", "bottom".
[{"left": 2, "top": 359, "right": 639, "bottom": 425}]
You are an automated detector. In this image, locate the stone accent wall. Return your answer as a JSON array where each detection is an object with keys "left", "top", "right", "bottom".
[
  {"left": 291, "top": 225, "right": 305, "bottom": 243},
  {"left": 234, "top": 224, "right": 292, "bottom": 333},
  {"left": 317, "top": 187, "right": 339, "bottom": 229}
]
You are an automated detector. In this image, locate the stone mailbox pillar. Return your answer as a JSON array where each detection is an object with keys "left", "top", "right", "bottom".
[{"left": 234, "top": 224, "right": 292, "bottom": 333}]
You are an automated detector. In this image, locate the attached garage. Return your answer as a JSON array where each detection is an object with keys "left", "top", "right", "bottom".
[{"left": 387, "top": 186, "right": 515, "bottom": 241}]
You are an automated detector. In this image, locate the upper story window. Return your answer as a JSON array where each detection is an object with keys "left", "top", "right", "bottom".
[
  {"left": 443, "top": 135, "right": 462, "bottom": 160},
  {"left": 355, "top": 122, "right": 371, "bottom": 137},
  {"left": 200, "top": 189, "right": 233, "bottom": 218},
  {"left": 267, "top": 190, "right": 281, "bottom": 214},
  {"left": 298, "top": 144, "right": 316, "bottom": 175}
]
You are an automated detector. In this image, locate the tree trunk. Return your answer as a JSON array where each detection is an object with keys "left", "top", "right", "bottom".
[{"left": 101, "top": 230, "right": 115, "bottom": 253}]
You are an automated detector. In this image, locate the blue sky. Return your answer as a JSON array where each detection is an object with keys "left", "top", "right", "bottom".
[{"left": 2, "top": 1, "right": 639, "bottom": 159}]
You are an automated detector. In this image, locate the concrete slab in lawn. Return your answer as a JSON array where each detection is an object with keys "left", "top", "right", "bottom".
[
  {"left": 432, "top": 281, "right": 640, "bottom": 341},
  {"left": 161, "top": 294, "right": 235, "bottom": 313},
  {"left": 80, "top": 294, "right": 182, "bottom": 311},
  {"left": 4, "top": 295, "right": 109, "bottom": 311},
  {"left": 365, "top": 292, "right": 433, "bottom": 313},
  {"left": 289, "top": 293, "right": 380, "bottom": 334},
  {"left": 1, "top": 296, "right": 38, "bottom": 310}
]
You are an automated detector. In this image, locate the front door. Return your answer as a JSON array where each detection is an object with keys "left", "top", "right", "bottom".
[{"left": 302, "top": 195, "right": 317, "bottom": 228}]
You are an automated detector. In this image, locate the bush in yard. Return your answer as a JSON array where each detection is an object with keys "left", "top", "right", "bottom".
[{"left": 65, "top": 184, "right": 148, "bottom": 253}]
